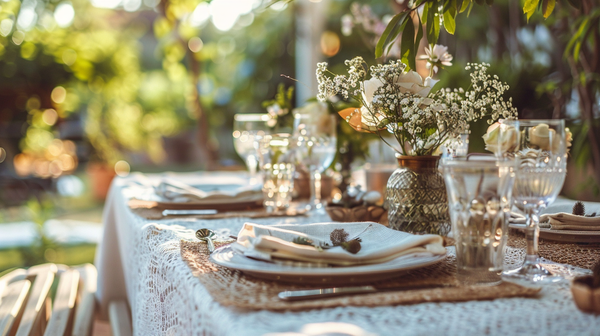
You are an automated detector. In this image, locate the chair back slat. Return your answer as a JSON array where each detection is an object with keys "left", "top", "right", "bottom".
[
  {"left": 15, "top": 265, "right": 57, "bottom": 336},
  {"left": 43, "top": 270, "right": 79, "bottom": 336},
  {"left": 108, "top": 301, "right": 132, "bottom": 336},
  {"left": 0, "top": 280, "right": 31, "bottom": 336},
  {"left": 71, "top": 265, "right": 97, "bottom": 336},
  {"left": 0, "top": 270, "right": 28, "bottom": 306}
]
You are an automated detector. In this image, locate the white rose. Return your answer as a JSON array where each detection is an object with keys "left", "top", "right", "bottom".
[
  {"left": 528, "top": 123, "right": 554, "bottom": 151},
  {"left": 483, "top": 121, "right": 518, "bottom": 154},
  {"left": 396, "top": 71, "right": 438, "bottom": 97},
  {"left": 361, "top": 71, "right": 438, "bottom": 108},
  {"left": 362, "top": 77, "right": 384, "bottom": 104}
]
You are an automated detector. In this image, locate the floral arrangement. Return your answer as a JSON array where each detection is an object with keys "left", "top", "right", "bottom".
[{"left": 316, "top": 54, "right": 517, "bottom": 156}]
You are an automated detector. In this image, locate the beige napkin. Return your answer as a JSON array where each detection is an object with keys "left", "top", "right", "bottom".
[
  {"left": 155, "top": 178, "right": 262, "bottom": 203},
  {"left": 511, "top": 199, "right": 600, "bottom": 230},
  {"left": 541, "top": 213, "right": 600, "bottom": 231},
  {"left": 234, "top": 222, "right": 446, "bottom": 266}
]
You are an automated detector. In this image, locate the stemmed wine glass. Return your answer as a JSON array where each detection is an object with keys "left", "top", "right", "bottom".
[
  {"left": 495, "top": 119, "right": 567, "bottom": 283},
  {"left": 293, "top": 112, "right": 337, "bottom": 211},
  {"left": 232, "top": 113, "right": 271, "bottom": 183}
]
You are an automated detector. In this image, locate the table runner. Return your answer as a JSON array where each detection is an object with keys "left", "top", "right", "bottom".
[{"left": 180, "top": 240, "right": 540, "bottom": 311}]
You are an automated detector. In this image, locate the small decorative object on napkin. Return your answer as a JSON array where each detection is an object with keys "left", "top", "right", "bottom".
[
  {"left": 542, "top": 210, "right": 600, "bottom": 231},
  {"left": 572, "top": 260, "right": 600, "bottom": 314},
  {"left": 155, "top": 178, "right": 262, "bottom": 203},
  {"left": 326, "top": 186, "right": 387, "bottom": 224},
  {"left": 234, "top": 222, "right": 445, "bottom": 266}
]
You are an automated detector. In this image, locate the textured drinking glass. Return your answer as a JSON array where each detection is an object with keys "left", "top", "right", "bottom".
[
  {"left": 441, "top": 159, "right": 516, "bottom": 286},
  {"left": 293, "top": 113, "right": 337, "bottom": 212},
  {"left": 233, "top": 113, "right": 270, "bottom": 182},
  {"left": 257, "top": 134, "right": 295, "bottom": 212},
  {"left": 495, "top": 119, "right": 567, "bottom": 284}
]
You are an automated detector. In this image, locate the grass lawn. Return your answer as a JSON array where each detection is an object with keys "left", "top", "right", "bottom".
[{"left": 0, "top": 243, "right": 97, "bottom": 273}]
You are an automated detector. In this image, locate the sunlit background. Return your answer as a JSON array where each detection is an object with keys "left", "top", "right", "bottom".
[{"left": 0, "top": 0, "right": 598, "bottom": 272}]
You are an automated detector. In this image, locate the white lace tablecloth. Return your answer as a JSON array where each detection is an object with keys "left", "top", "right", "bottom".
[{"left": 94, "top": 172, "right": 600, "bottom": 336}]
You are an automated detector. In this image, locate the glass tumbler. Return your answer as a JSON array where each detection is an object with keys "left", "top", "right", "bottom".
[
  {"left": 257, "top": 134, "right": 295, "bottom": 212},
  {"left": 441, "top": 158, "right": 517, "bottom": 285}
]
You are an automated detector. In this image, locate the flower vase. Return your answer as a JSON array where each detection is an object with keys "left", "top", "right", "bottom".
[{"left": 385, "top": 155, "right": 450, "bottom": 236}]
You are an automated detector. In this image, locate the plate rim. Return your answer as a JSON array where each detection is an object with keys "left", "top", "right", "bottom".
[{"left": 209, "top": 245, "right": 446, "bottom": 277}]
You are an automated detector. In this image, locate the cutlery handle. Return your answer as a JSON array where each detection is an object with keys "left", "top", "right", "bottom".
[
  {"left": 278, "top": 286, "right": 376, "bottom": 301},
  {"left": 278, "top": 284, "right": 450, "bottom": 301},
  {"left": 162, "top": 209, "right": 218, "bottom": 216},
  {"left": 205, "top": 238, "right": 215, "bottom": 253}
]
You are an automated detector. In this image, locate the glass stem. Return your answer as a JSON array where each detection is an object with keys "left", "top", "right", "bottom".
[
  {"left": 246, "top": 155, "right": 259, "bottom": 184},
  {"left": 524, "top": 206, "right": 540, "bottom": 265},
  {"left": 309, "top": 168, "right": 322, "bottom": 208}
]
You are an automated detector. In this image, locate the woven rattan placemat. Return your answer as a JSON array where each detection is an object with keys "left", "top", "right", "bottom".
[
  {"left": 508, "top": 229, "right": 600, "bottom": 270},
  {"left": 180, "top": 240, "right": 540, "bottom": 311}
]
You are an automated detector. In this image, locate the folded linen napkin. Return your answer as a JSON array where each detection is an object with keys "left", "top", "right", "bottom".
[
  {"left": 155, "top": 178, "right": 262, "bottom": 203},
  {"left": 541, "top": 213, "right": 600, "bottom": 231},
  {"left": 510, "top": 199, "right": 600, "bottom": 230},
  {"left": 234, "top": 222, "right": 446, "bottom": 266}
]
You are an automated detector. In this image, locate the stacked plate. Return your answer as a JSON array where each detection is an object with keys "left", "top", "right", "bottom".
[{"left": 210, "top": 222, "right": 447, "bottom": 284}]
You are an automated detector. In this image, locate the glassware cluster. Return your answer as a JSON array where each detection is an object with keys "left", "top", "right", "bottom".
[
  {"left": 442, "top": 119, "right": 568, "bottom": 285},
  {"left": 233, "top": 112, "right": 337, "bottom": 213}
]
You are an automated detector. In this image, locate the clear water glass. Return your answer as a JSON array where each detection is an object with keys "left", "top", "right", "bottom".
[
  {"left": 293, "top": 113, "right": 337, "bottom": 211},
  {"left": 233, "top": 113, "right": 270, "bottom": 182},
  {"left": 495, "top": 119, "right": 568, "bottom": 284},
  {"left": 257, "top": 134, "right": 295, "bottom": 212},
  {"left": 441, "top": 158, "right": 517, "bottom": 285}
]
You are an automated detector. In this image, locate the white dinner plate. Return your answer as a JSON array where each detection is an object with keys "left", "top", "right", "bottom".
[
  {"left": 509, "top": 224, "right": 600, "bottom": 243},
  {"left": 209, "top": 245, "right": 446, "bottom": 285}
]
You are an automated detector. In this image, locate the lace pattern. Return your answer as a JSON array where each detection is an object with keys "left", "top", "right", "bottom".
[{"left": 96, "top": 174, "right": 600, "bottom": 336}]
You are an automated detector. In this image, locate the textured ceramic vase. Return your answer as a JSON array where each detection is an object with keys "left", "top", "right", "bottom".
[{"left": 385, "top": 155, "right": 451, "bottom": 236}]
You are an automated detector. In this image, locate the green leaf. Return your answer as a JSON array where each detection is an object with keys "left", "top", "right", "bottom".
[
  {"left": 401, "top": 17, "right": 416, "bottom": 70},
  {"left": 459, "top": 0, "right": 470, "bottom": 13},
  {"left": 443, "top": 0, "right": 457, "bottom": 35},
  {"left": 467, "top": 1, "right": 474, "bottom": 16},
  {"left": 475, "top": 0, "right": 484, "bottom": 5},
  {"left": 426, "top": 1, "right": 440, "bottom": 44},
  {"left": 523, "top": 0, "right": 540, "bottom": 21},
  {"left": 564, "top": 18, "right": 590, "bottom": 60},
  {"left": 542, "top": 0, "right": 555, "bottom": 18},
  {"left": 414, "top": 12, "right": 423, "bottom": 63},
  {"left": 375, "top": 12, "right": 409, "bottom": 58}
]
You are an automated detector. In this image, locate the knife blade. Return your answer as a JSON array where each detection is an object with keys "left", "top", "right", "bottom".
[
  {"left": 278, "top": 283, "right": 453, "bottom": 301},
  {"left": 162, "top": 209, "right": 218, "bottom": 216}
]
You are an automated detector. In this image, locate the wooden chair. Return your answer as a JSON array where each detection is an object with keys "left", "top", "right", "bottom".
[
  {"left": 0, "top": 263, "right": 118, "bottom": 336},
  {"left": 0, "top": 263, "right": 133, "bottom": 336},
  {"left": 108, "top": 301, "right": 132, "bottom": 336}
]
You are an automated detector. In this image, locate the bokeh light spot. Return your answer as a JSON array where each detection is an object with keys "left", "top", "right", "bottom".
[
  {"left": 57, "top": 175, "right": 84, "bottom": 197},
  {"left": 62, "top": 49, "right": 77, "bottom": 66},
  {"left": 188, "top": 37, "right": 203, "bottom": 53},
  {"left": 0, "top": 19, "right": 13, "bottom": 37},
  {"left": 51, "top": 86, "right": 67, "bottom": 104},
  {"left": 123, "top": 0, "right": 142, "bottom": 12},
  {"left": 42, "top": 109, "right": 58, "bottom": 125},
  {"left": 320, "top": 31, "right": 340, "bottom": 57},
  {"left": 115, "top": 160, "right": 131, "bottom": 177},
  {"left": 54, "top": 2, "right": 75, "bottom": 28},
  {"left": 0, "top": 147, "right": 6, "bottom": 163}
]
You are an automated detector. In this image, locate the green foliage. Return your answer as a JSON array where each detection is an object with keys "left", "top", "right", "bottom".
[
  {"left": 375, "top": 0, "right": 558, "bottom": 60},
  {"left": 18, "top": 197, "right": 56, "bottom": 267}
]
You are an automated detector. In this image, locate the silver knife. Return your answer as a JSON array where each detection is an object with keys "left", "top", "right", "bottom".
[
  {"left": 162, "top": 209, "right": 218, "bottom": 216},
  {"left": 278, "top": 283, "right": 452, "bottom": 301}
]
